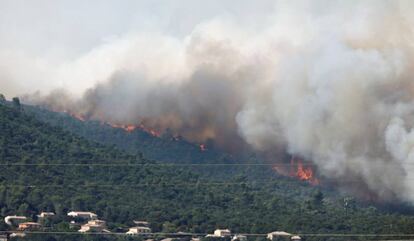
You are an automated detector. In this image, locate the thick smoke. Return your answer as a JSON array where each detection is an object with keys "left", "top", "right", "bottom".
[{"left": 5, "top": 0, "right": 414, "bottom": 201}]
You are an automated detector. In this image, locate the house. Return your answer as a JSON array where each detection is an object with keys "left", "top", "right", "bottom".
[
  {"left": 78, "top": 219, "right": 109, "bottom": 233},
  {"left": 37, "top": 212, "right": 55, "bottom": 218},
  {"left": 4, "top": 216, "right": 27, "bottom": 226},
  {"left": 291, "top": 236, "right": 301, "bottom": 240},
  {"left": 232, "top": 235, "right": 247, "bottom": 241},
  {"left": 18, "top": 222, "right": 42, "bottom": 231},
  {"left": 127, "top": 220, "right": 152, "bottom": 235},
  {"left": 214, "top": 229, "right": 231, "bottom": 237},
  {"left": 267, "top": 231, "right": 291, "bottom": 240},
  {"left": 67, "top": 211, "right": 98, "bottom": 220},
  {"left": 126, "top": 226, "right": 152, "bottom": 235},
  {"left": 0, "top": 234, "right": 8, "bottom": 241},
  {"left": 10, "top": 233, "right": 26, "bottom": 238}
]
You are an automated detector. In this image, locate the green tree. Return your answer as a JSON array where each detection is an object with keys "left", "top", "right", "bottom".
[
  {"left": 312, "top": 190, "right": 324, "bottom": 208},
  {"left": 12, "top": 97, "right": 21, "bottom": 109},
  {"left": 162, "top": 221, "right": 177, "bottom": 233}
]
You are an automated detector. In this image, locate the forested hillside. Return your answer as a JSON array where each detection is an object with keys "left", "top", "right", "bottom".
[
  {"left": 1, "top": 101, "right": 414, "bottom": 241},
  {"left": 23, "top": 105, "right": 250, "bottom": 164},
  {"left": 23, "top": 104, "right": 279, "bottom": 180}
]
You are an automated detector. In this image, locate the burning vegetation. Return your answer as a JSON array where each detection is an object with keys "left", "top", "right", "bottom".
[
  {"left": 273, "top": 157, "right": 320, "bottom": 185},
  {"left": 67, "top": 109, "right": 321, "bottom": 185},
  {"left": 69, "top": 112, "right": 86, "bottom": 122},
  {"left": 106, "top": 123, "right": 161, "bottom": 137},
  {"left": 66, "top": 111, "right": 161, "bottom": 137}
]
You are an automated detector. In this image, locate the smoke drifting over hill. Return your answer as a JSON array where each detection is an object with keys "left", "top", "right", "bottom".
[{"left": 3, "top": 0, "right": 414, "bottom": 202}]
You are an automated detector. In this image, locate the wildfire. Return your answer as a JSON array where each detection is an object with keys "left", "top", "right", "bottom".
[
  {"left": 295, "top": 161, "right": 320, "bottom": 185},
  {"left": 138, "top": 124, "right": 161, "bottom": 137},
  {"left": 124, "top": 125, "right": 137, "bottom": 132},
  {"left": 106, "top": 123, "right": 160, "bottom": 137},
  {"left": 107, "top": 123, "right": 137, "bottom": 133},
  {"left": 62, "top": 110, "right": 161, "bottom": 137},
  {"left": 67, "top": 112, "right": 86, "bottom": 122},
  {"left": 273, "top": 157, "right": 320, "bottom": 185},
  {"left": 199, "top": 144, "right": 207, "bottom": 151}
]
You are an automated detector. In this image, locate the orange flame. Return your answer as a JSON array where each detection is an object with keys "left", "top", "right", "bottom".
[
  {"left": 295, "top": 161, "right": 320, "bottom": 185},
  {"left": 106, "top": 123, "right": 160, "bottom": 137},
  {"left": 63, "top": 111, "right": 160, "bottom": 137},
  {"left": 273, "top": 157, "right": 320, "bottom": 185},
  {"left": 124, "top": 125, "right": 137, "bottom": 132},
  {"left": 138, "top": 124, "right": 161, "bottom": 137},
  {"left": 107, "top": 123, "right": 139, "bottom": 133},
  {"left": 55, "top": 107, "right": 162, "bottom": 137},
  {"left": 69, "top": 112, "right": 86, "bottom": 122}
]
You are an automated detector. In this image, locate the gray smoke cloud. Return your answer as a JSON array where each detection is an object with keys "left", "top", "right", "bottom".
[{"left": 3, "top": 0, "right": 414, "bottom": 201}]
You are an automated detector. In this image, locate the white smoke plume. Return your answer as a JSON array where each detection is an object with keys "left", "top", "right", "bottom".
[{"left": 3, "top": 0, "right": 414, "bottom": 201}]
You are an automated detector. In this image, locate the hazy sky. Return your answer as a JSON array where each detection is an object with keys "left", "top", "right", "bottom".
[
  {"left": 0, "top": 0, "right": 279, "bottom": 97},
  {"left": 0, "top": 0, "right": 275, "bottom": 57}
]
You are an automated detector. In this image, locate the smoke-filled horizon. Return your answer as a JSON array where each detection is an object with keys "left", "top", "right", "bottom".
[{"left": 3, "top": 0, "right": 414, "bottom": 202}]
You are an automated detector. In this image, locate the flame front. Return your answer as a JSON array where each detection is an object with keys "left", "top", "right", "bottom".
[
  {"left": 273, "top": 157, "right": 320, "bottom": 185},
  {"left": 295, "top": 161, "right": 320, "bottom": 185},
  {"left": 124, "top": 125, "right": 137, "bottom": 132},
  {"left": 62, "top": 110, "right": 161, "bottom": 137},
  {"left": 138, "top": 124, "right": 161, "bottom": 137},
  {"left": 107, "top": 123, "right": 137, "bottom": 133},
  {"left": 107, "top": 123, "right": 160, "bottom": 137},
  {"left": 68, "top": 112, "right": 86, "bottom": 122}
]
